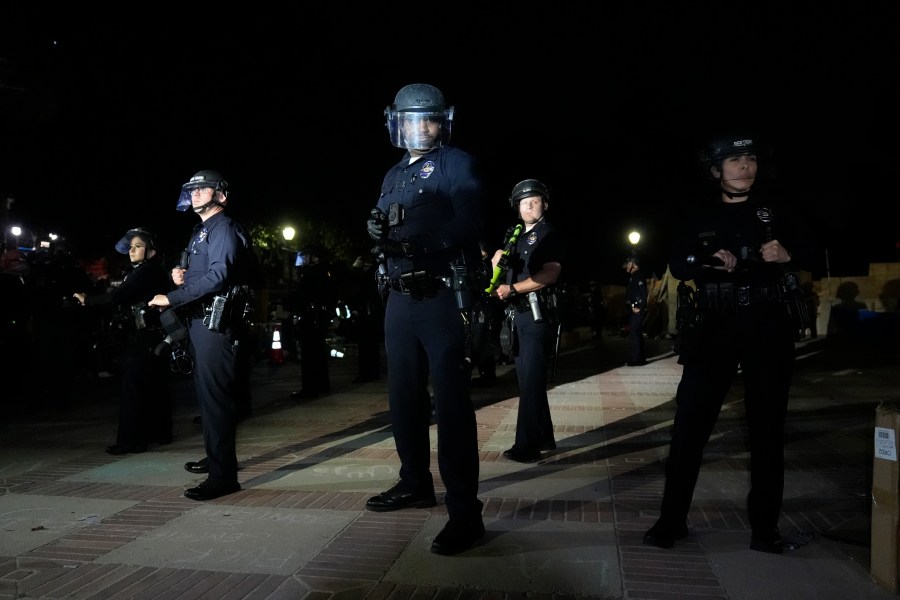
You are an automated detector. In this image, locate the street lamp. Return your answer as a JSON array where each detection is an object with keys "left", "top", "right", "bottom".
[
  {"left": 628, "top": 230, "right": 641, "bottom": 247},
  {"left": 10, "top": 225, "right": 22, "bottom": 250},
  {"left": 282, "top": 226, "right": 297, "bottom": 288}
]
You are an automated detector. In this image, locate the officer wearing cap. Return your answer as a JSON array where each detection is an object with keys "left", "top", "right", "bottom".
[
  {"left": 491, "top": 178, "right": 564, "bottom": 463},
  {"left": 643, "top": 134, "right": 817, "bottom": 554},
  {"left": 74, "top": 227, "right": 173, "bottom": 454},
  {"left": 149, "top": 170, "right": 261, "bottom": 501},
  {"left": 365, "top": 83, "right": 486, "bottom": 555}
]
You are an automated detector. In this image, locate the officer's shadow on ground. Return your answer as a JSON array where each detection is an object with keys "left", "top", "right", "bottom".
[
  {"left": 470, "top": 334, "right": 678, "bottom": 409},
  {"left": 475, "top": 336, "right": 891, "bottom": 549},
  {"left": 233, "top": 335, "right": 884, "bottom": 499},
  {"left": 232, "top": 335, "right": 662, "bottom": 487}
]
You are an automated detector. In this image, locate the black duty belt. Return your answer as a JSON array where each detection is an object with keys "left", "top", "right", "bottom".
[
  {"left": 512, "top": 297, "right": 533, "bottom": 313},
  {"left": 182, "top": 303, "right": 206, "bottom": 319},
  {"left": 698, "top": 283, "right": 781, "bottom": 312},
  {"left": 389, "top": 271, "right": 449, "bottom": 299}
]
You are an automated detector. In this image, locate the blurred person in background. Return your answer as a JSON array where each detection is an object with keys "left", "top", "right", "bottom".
[{"left": 288, "top": 243, "right": 336, "bottom": 399}]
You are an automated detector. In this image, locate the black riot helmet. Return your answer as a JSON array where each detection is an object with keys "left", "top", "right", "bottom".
[
  {"left": 509, "top": 178, "right": 551, "bottom": 209},
  {"left": 700, "top": 130, "right": 775, "bottom": 197},
  {"left": 114, "top": 227, "right": 157, "bottom": 255},
  {"left": 385, "top": 83, "right": 455, "bottom": 151},
  {"left": 176, "top": 170, "right": 229, "bottom": 212},
  {"left": 698, "top": 134, "right": 775, "bottom": 182},
  {"left": 701, "top": 135, "right": 758, "bottom": 164}
]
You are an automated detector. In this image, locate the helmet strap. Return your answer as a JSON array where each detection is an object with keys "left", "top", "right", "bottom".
[
  {"left": 192, "top": 191, "right": 226, "bottom": 214},
  {"left": 193, "top": 200, "right": 216, "bottom": 214},
  {"left": 722, "top": 188, "right": 751, "bottom": 199}
]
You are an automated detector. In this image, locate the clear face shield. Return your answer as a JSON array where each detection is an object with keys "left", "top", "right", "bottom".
[
  {"left": 176, "top": 184, "right": 215, "bottom": 211},
  {"left": 385, "top": 108, "right": 454, "bottom": 150}
]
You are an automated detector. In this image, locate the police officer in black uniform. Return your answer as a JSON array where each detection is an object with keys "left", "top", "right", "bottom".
[
  {"left": 74, "top": 227, "right": 173, "bottom": 454},
  {"left": 365, "top": 83, "right": 486, "bottom": 555},
  {"left": 643, "top": 134, "right": 816, "bottom": 554},
  {"left": 149, "top": 170, "right": 260, "bottom": 501},
  {"left": 623, "top": 254, "right": 648, "bottom": 366},
  {"left": 289, "top": 243, "right": 335, "bottom": 399},
  {"left": 491, "top": 179, "right": 564, "bottom": 463}
]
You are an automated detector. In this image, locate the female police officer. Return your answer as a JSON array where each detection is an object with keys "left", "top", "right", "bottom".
[
  {"left": 74, "top": 228, "right": 172, "bottom": 455},
  {"left": 644, "top": 134, "right": 816, "bottom": 554}
]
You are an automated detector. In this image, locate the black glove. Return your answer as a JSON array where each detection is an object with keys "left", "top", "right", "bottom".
[{"left": 367, "top": 208, "right": 387, "bottom": 241}]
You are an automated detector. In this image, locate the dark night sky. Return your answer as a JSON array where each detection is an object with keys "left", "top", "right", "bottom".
[{"left": 2, "top": 4, "right": 899, "bottom": 284}]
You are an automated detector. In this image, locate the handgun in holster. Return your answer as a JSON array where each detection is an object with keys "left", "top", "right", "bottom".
[{"left": 204, "top": 285, "right": 253, "bottom": 333}]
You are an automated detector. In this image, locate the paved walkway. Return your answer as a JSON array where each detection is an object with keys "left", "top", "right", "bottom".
[{"left": 1, "top": 328, "right": 899, "bottom": 599}]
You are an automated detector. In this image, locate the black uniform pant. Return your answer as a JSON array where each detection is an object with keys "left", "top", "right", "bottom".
[
  {"left": 659, "top": 304, "right": 794, "bottom": 533},
  {"left": 627, "top": 310, "right": 645, "bottom": 364},
  {"left": 511, "top": 309, "right": 556, "bottom": 452},
  {"left": 471, "top": 302, "right": 503, "bottom": 379},
  {"left": 117, "top": 331, "right": 172, "bottom": 445},
  {"left": 383, "top": 287, "right": 482, "bottom": 519},
  {"left": 189, "top": 319, "right": 240, "bottom": 485},
  {"left": 297, "top": 313, "right": 331, "bottom": 394}
]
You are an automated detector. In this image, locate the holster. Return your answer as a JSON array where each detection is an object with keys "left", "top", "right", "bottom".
[
  {"left": 390, "top": 270, "right": 448, "bottom": 300},
  {"left": 203, "top": 285, "right": 253, "bottom": 332}
]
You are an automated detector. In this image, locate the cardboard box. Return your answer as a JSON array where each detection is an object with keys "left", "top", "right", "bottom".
[{"left": 872, "top": 400, "right": 900, "bottom": 592}]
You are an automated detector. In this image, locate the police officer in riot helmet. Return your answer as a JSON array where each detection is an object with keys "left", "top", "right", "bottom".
[
  {"left": 149, "top": 169, "right": 262, "bottom": 501},
  {"left": 491, "top": 178, "right": 564, "bottom": 463},
  {"left": 73, "top": 227, "right": 173, "bottom": 455},
  {"left": 644, "top": 134, "right": 817, "bottom": 554},
  {"left": 365, "top": 83, "right": 487, "bottom": 555}
]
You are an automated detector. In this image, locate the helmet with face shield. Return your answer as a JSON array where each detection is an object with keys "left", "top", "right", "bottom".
[
  {"left": 176, "top": 170, "right": 229, "bottom": 212},
  {"left": 114, "top": 227, "right": 157, "bottom": 255},
  {"left": 385, "top": 83, "right": 454, "bottom": 151}
]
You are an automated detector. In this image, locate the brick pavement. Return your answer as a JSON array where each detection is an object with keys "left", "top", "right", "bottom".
[{"left": 1, "top": 330, "right": 898, "bottom": 599}]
